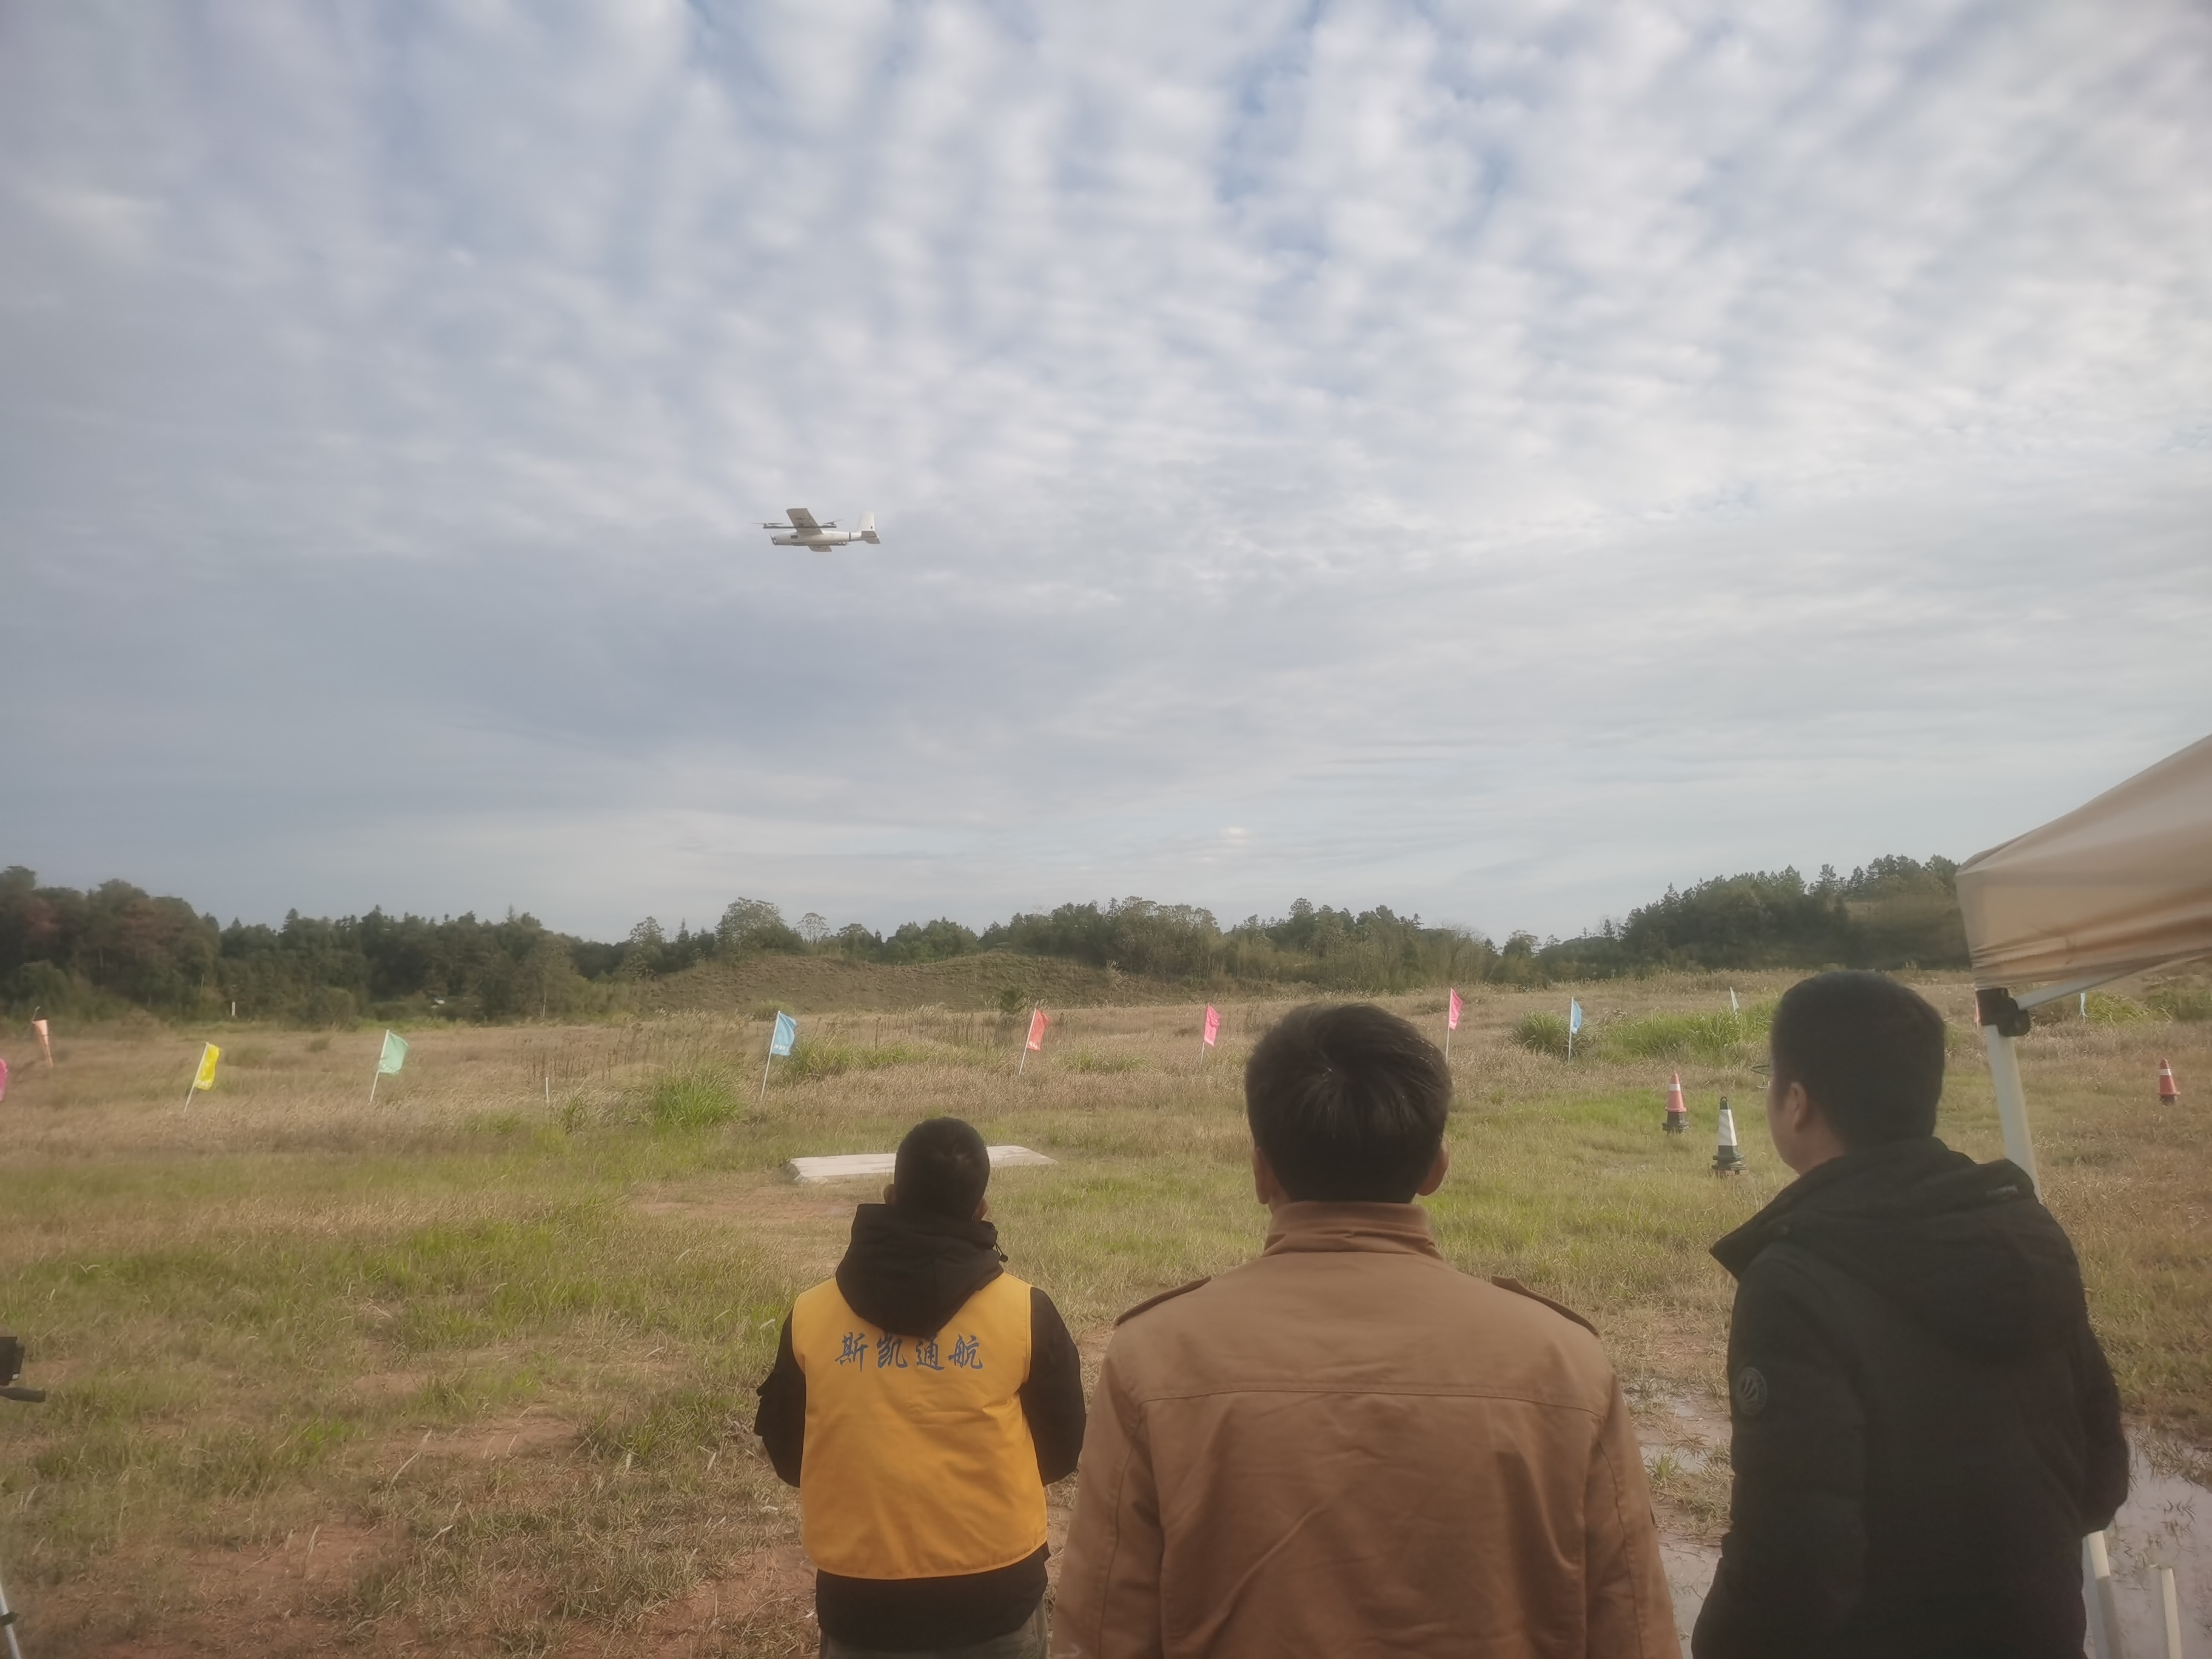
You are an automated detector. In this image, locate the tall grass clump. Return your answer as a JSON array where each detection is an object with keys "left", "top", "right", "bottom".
[
  {"left": 643, "top": 1062, "right": 741, "bottom": 1129},
  {"left": 1606, "top": 1007, "right": 1768, "bottom": 1065},
  {"left": 1062, "top": 1047, "right": 1142, "bottom": 1074},
  {"left": 2147, "top": 985, "right": 2212, "bottom": 1023},
  {"left": 2083, "top": 993, "right": 2156, "bottom": 1026},
  {"left": 1512, "top": 1011, "right": 1571, "bottom": 1057},
  {"left": 776, "top": 1037, "right": 940, "bottom": 1084}
]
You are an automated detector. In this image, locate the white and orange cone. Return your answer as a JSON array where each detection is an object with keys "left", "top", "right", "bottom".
[
  {"left": 1664, "top": 1071, "right": 1689, "bottom": 1134},
  {"left": 1712, "top": 1098, "right": 1745, "bottom": 1174},
  {"left": 2158, "top": 1058, "right": 2180, "bottom": 1105}
]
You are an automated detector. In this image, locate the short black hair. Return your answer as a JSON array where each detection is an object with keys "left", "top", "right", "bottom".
[
  {"left": 893, "top": 1117, "right": 991, "bottom": 1220},
  {"left": 1245, "top": 1004, "right": 1452, "bottom": 1202},
  {"left": 1769, "top": 971, "right": 1946, "bottom": 1150}
]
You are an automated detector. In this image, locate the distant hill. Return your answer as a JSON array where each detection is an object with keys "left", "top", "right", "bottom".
[
  {"left": 646, "top": 950, "right": 1202, "bottom": 1014},
  {"left": 0, "top": 853, "right": 1971, "bottom": 1024}
]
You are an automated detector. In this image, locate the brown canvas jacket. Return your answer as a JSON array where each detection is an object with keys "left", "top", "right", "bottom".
[{"left": 1053, "top": 1202, "right": 1674, "bottom": 1659}]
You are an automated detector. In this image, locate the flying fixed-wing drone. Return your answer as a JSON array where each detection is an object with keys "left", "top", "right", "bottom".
[{"left": 763, "top": 508, "right": 880, "bottom": 551}]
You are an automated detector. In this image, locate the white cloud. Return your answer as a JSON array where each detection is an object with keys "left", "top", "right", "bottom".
[{"left": 1, "top": 0, "right": 2207, "bottom": 941}]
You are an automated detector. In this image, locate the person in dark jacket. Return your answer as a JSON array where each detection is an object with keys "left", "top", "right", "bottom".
[
  {"left": 1692, "top": 971, "right": 2129, "bottom": 1659},
  {"left": 755, "top": 1116, "right": 1085, "bottom": 1658}
]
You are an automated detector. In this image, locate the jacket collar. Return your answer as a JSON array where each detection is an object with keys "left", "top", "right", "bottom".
[
  {"left": 1711, "top": 1135, "right": 1973, "bottom": 1279},
  {"left": 1263, "top": 1201, "right": 1444, "bottom": 1260}
]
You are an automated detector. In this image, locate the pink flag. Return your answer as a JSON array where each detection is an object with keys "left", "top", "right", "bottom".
[
  {"left": 32, "top": 1017, "right": 51, "bottom": 1065},
  {"left": 0, "top": 1055, "right": 8, "bottom": 1102},
  {"left": 1202, "top": 1005, "right": 1221, "bottom": 1047},
  {"left": 1026, "top": 1008, "right": 1050, "bottom": 1053},
  {"left": 1447, "top": 989, "right": 1463, "bottom": 1031}
]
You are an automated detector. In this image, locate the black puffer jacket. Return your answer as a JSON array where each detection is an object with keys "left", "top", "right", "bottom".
[{"left": 1692, "top": 1137, "right": 2128, "bottom": 1659}]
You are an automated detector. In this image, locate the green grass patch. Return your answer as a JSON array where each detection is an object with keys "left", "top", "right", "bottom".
[
  {"left": 4, "top": 985, "right": 2204, "bottom": 1654},
  {"left": 1061, "top": 1046, "right": 1142, "bottom": 1074},
  {"left": 1512, "top": 1011, "right": 1572, "bottom": 1057},
  {"left": 1604, "top": 1007, "right": 1768, "bottom": 1064},
  {"left": 776, "top": 1037, "right": 943, "bottom": 1084},
  {"left": 643, "top": 1061, "right": 742, "bottom": 1128},
  {"left": 2083, "top": 992, "right": 2157, "bottom": 1026},
  {"left": 2148, "top": 985, "right": 2212, "bottom": 1022},
  {"left": 1514, "top": 1005, "right": 1770, "bottom": 1064}
]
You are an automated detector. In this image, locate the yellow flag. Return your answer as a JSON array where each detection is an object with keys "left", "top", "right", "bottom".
[{"left": 193, "top": 1043, "right": 221, "bottom": 1091}]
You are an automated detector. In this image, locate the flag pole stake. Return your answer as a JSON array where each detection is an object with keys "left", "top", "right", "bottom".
[{"left": 183, "top": 1042, "right": 209, "bottom": 1110}]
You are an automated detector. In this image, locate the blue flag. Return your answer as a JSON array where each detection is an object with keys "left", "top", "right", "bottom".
[
  {"left": 770, "top": 1011, "right": 797, "bottom": 1057},
  {"left": 1568, "top": 998, "right": 1584, "bottom": 1034}
]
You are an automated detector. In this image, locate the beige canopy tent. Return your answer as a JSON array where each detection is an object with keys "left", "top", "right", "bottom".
[
  {"left": 1954, "top": 731, "right": 2212, "bottom": 1659},
  {"left": 1956, "top": 731, "right": 2212, "bottom": 1185}
]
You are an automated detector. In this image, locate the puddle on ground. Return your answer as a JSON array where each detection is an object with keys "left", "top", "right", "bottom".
[
  {"left": 1637, "top": 1399, "right": 2209, "bottom": 1657},
  {"left": 2107, "top": 1439, "right": 2208, "bottom": 1655}
]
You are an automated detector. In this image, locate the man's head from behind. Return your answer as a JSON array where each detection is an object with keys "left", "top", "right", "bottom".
[
  {"left": 1768, "top": 971, "right": 1946, "bottom": 1166},
  {"left": 889, "top": 1116, "right": 991, "bottom": 1222},
  {"left": 1245, "top": 1003, "right": 1453, "bottom": 1204}
]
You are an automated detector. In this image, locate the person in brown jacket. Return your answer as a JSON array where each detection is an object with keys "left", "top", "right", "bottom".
[{"left": 1053, "top": 1002, "right": 1674, "bottom": 1659}]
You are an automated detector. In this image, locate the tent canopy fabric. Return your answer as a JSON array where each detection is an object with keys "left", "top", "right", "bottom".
[{"left": 1956, "top": 733, "right": 2212, "bottom": 988}]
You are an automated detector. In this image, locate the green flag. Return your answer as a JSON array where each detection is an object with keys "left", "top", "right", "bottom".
[{"left": 377, "top": 1030, "right": 409, "bottom": 1076}]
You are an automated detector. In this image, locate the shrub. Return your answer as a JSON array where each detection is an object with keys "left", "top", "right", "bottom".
[
  {"left": 645, "top": 1063, "right": 741, "bottom": 1130},
  {"left": 1512, "top": 1012, "right": 1572, "bottom": 1058},
  {"left": 777, "top": 1039, "right": 857, "bottom": 1084},
  {"left": 1606, "top": 1008, "right": 1766, "bottom": 1064},
  {"left": 2083, "top": 992, "right": 2156, "bottom": 1026},
  {"left": 4, "top": 960, "right": 77, "bottom": 1016},
  {"left": 2147, "top": 985, "right": 2212, "bottom": 1023},
  {"left": 774, "top": 1039, "right": 937, "bottom": 1085}
]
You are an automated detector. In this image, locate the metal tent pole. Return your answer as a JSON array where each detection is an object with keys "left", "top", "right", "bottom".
[
  {"left": 2084, "top": 1530, "right": 2127, "bottom": 1659},
  {"left": 1975, "top": 987, "right": 2042, "bottom": 1188},
  {"left": 0, "top": 1555, "right": 21, "bottom": 1659},
  {"left": 1980, "top": 985, "right": 2130, "bottom": 1657},
  {"left": 1980, "top": 1024, "right": 2040, "bottom": 1190}
]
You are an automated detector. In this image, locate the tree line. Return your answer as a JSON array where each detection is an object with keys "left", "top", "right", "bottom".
[
  {"left": 0, "top": 854, "right": 1968, "bottom": 1024},
  {"left": 1533, "top": 856, "right": 1967, "bottom": 978}
]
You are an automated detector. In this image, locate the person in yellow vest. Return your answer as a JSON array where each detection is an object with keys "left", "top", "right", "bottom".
[{"left": 756, "top": 1117, "right": 1086, "bottom": 1657}]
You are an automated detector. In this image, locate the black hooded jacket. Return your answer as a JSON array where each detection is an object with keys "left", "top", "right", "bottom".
[
  {"left": 1692, "top": 1137, "right": 2128, "bottom": 1659},
  {"left": 754, "top": 1204, "right": 1085, "bottom": 1649}
]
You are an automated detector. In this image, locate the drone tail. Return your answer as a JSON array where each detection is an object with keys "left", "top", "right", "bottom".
[{"left": 860, "top": 511, "right": 880, "bottom": 545}]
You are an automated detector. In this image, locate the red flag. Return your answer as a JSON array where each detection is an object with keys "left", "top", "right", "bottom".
[
  {"left": 1026, "top": 1008, "right": 1050, "bottom": 1052},
  {"left": 1202, "top": 1005, "right": 1221, "bottom": 1047},
  {"left": 1447, "top": 989, "right": 1463, "bottom": 1032}
]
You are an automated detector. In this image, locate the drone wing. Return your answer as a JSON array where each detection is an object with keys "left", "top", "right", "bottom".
[{"left": 785, "top": 507, "right": 821, "bottom": 532}]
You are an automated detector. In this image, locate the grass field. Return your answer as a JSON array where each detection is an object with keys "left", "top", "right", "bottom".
[{"left": 1, "top": 976, "right": 2207, "bottom": 1655}]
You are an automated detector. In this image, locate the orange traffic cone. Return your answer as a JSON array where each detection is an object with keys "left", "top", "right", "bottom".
[
  {"left": 1663, "top": 1072, "right": 1688, "bottom": 1134},
  {"left": 2158, "top": 1059, "right": 2180, "bottom": 1104}
]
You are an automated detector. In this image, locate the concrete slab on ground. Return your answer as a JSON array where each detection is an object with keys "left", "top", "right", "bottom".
[{"left": 786, "top": 1145, "right": 1057, "bottom": 1184}]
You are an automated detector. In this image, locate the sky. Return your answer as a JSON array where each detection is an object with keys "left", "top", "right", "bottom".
[{"left": 2, "top": 0, "right": 2207, "bottom": 946}]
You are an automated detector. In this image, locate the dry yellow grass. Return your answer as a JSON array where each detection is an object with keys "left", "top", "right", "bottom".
[{"left": 0, "top": 974, "right": 2205, "bottom": 1655}]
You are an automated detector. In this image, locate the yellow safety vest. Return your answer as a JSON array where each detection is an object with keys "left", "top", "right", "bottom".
[{"left": 790, "top": 1272, "right": 1045, "bottom": 1580}]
